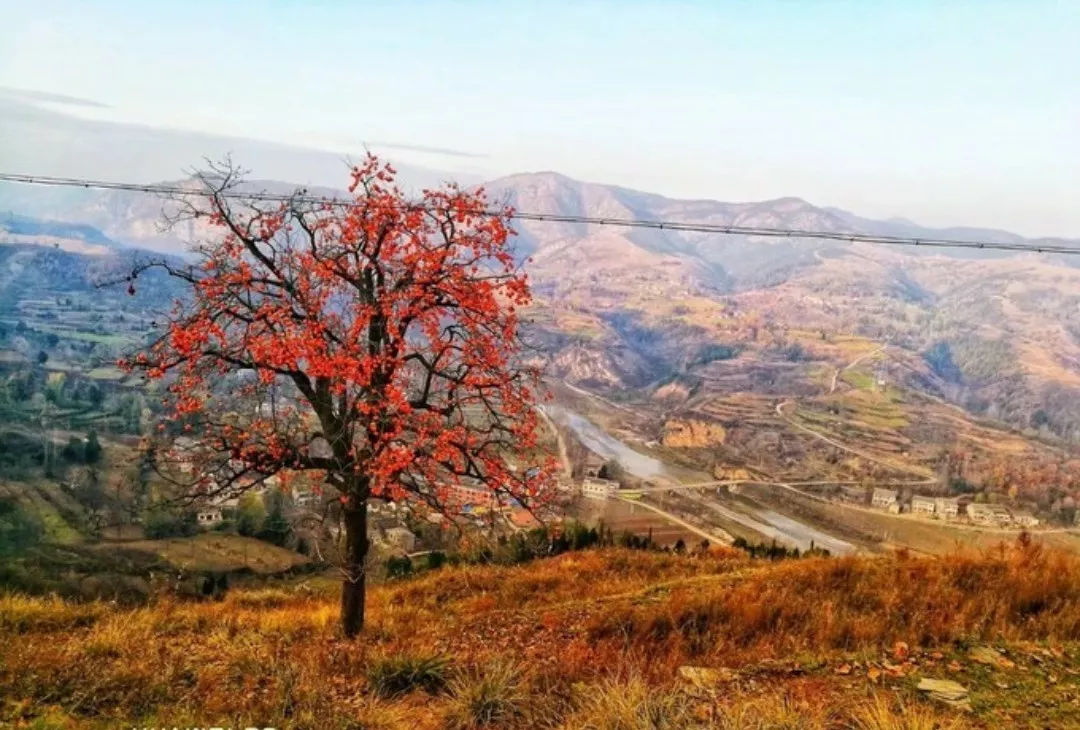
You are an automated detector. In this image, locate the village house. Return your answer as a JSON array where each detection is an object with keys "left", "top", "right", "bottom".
[
  {"left": 1012, "top": 512, "right": 1040, "bottom": 528},
  {"left": 196, "top": 508, "right": 223, "bottom": 528},
  {"left": 508, "top": 509, "right": 540, "bottom": 529},
  {"left": 967, "top": 503, "right": 1012, "bottom": 526},
  {"left": 581, "top": 477, "right": 620, "bottom": 500},
  {"left": 934, "top": 497, "right": 965, "bottom": 520},
  {"left": 295, "top": 492, "right": 320, "bottom": 508},
  {"left": 871, "top": 488, "right": 900, "bottom": 513},
  {"left": 911, "top": 495, "right": 936, "bottom": 515}
]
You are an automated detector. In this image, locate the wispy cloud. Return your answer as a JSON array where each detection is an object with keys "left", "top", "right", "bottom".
[
  {"left": 360, "top": 140, "right": 488, "bottom": 160},
  {"left": 0, "top": 86, "right": 109, "bottom": 109}
]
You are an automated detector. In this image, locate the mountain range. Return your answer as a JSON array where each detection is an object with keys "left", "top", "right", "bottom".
[{"left": 2, "top": 170, "right": 1080, "bottom": 442}]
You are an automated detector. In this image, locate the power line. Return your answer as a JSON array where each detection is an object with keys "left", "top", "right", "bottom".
[{"left": 2, "top": 171, "right": 1078, "bottom": 256}]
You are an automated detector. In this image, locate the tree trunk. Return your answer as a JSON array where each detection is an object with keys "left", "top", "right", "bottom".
[{"left": 341, "top": 502, "right": 369, "bottom": 638}]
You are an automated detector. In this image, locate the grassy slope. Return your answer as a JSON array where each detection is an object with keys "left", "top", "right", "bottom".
[
  {"left": 3, "top": 545, "right": 1080, "bottom": 729},
  {"left": 104, "top": 533, "right": 311, "bottom": 574}
]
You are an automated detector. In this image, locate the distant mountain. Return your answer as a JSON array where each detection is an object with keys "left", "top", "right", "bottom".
[
  {"left": 0, "top": 212, "right": 115, "bottom": 245},
  {"left": 0, "top": 178, "right": 350, "bottom": 255},
  {"left": 3, "top": 167, "right": 1080, "bottom": 441},
  {"left": 0, "top": 212, "right": 120, "bottom": 255}
]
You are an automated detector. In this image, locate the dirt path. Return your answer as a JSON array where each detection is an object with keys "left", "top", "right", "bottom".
[
  {"left": 536, "top": 406, "right": 572, "bottom": 479},
  {"left": 560, "top": 380, "right": 635, "bottom": 413}
]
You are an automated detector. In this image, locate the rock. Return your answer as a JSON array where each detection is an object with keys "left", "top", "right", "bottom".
[
  {"left": 917, "top": 678, "right": 971, "bottom": 709},
  {"left": 677, "top": 665, "right": 737, "bottom": 691},
  {"left": 661, "top": 419, "right": 727, "bottom": 448},
  {"left": 970, "top": 646, "right": 1016, "bottom": 669}
]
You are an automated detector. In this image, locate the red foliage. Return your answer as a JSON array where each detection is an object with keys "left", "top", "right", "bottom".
[{"left": 123, "top": 153, "right": 555, "bottom": 518}]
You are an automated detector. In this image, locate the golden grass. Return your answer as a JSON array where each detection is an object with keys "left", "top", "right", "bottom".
[
  {"left": 2, "top": 544, "right": 1078, "bottom": 728},
  {"left": 112, "top": 532, "right": 310, "bottom": 573}
]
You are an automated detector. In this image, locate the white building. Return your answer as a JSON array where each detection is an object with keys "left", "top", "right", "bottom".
[
  {"left": 581, "top": 477, "right": 619, "bottom": 500},
  {"left": 1012, "top": 512, "right": 1040, "bottom": 528},
  {"left": 196, "top": 508, "right": 223, "bottom": 528},
  {"left": 934, "top": 497, "right": 964, "bottom": 520},
  {"left": 967, "top": 503, "right": 1011, "bottom": 525},
  {"left": 911, "top": 495, "right": 936, "bottom": 515},
  {"left": 872, "top": 488, "right": 900, "bottom": 513}
]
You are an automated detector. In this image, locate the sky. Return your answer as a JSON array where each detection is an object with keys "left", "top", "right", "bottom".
[{"left": 1, "top": 0, "right": 1078, "bottom": 236}]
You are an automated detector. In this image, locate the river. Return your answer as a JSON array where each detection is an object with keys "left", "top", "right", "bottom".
[
  {"left": 690, "top": 495, "right": 854, "bottom": 555},
  {"left": 542, "top": 406, "right": 676, "bottom": 480},
  {"left": 547, "top": 405, "right": 855, "bottom": 555}
]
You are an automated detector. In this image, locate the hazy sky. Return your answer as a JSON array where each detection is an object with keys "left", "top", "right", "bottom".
[{"left": 1, "top": 0, "right": 1078, "bottom": 236}]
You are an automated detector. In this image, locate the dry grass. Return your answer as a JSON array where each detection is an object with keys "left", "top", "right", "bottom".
[
  {"left": 2, "top": 544, "right": 1078, "bottom": 728},
  {"left": 848, "top": 695, "right": 966, "bottom": 730},
  {"left": 111, "top": 532, "right": 310, "bottom": 573}
]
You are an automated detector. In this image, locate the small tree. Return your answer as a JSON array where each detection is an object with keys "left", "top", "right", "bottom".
[
  {"left": 63, "top": 435, "right": 85, "bottom": 463},
  {"left": 122, "top": 154, "right": 553, "bottom": 637},
  {"left": 83, "top": 430, "right": 102, "bottom": 464},
  {"left": 258, "top": 500, "right": 292, "bottom": 547},
  {"left": 236, "top": 492, "right": 266, "bottom": 536},
  {"left": 0, "top": 497, "right": 43, "bottom": 557}
]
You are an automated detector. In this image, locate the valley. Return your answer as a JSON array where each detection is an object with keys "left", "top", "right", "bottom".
[{"left": 4, "top": 170, "right": 1080, "bottom": 564}]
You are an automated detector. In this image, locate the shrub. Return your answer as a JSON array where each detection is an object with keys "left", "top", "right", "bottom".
[
  {"left": 385, "top": 556, "right": 413, "bottom": 579},
  {"left": 364, "top": 653, "right": 450, "bottom": 698},
  {"left": 425, "top": 550, "right": 447, "bottom": 571},
  {"left": 142, "top": 509, "right": 197, "bottom": 539}
]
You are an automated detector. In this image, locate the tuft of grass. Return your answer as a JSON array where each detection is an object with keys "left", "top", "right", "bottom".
[
  {"left": 363, "top": 652, "right": 450, "bottom": 699},
  {"left": 716, "top": 696, "right": 830, "bottom": 729},
  {"left": 559, "top": 676, "right": 696, "bottom": 730},
  {"left": 445, "top": 661, "right": 528, "bottom": 729},
  {"left": 848, "top": 695, "right": 967, "bottom": 730}
]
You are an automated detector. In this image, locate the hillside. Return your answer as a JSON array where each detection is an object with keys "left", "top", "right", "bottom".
[
  {"left": 478, "top": 172, "right": 1080, "bottom": 444},
  {"left": 3, "top": 544, "right": 1080, "bottom": 729},
  {"left": 4, "top": 171, "right": 1080, "bottom": 442}
]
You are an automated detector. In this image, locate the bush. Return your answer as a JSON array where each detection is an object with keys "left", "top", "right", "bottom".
[
  {"left": 425, "top": 550, "right": 447, "bottom": 571},
  {"left": 0, "top": 498, "right": 43, "bottom": 557},
  {"left": 143, "top": 509, "right": 197, "bottom": 539},
  {"left": 386, "top": 556, "right": 413, "bottom": 579},
  {"left": 364, "top": 653, "right": 450, "bottom": 698}
]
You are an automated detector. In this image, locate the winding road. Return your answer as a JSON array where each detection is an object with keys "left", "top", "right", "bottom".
[
  {"left": 775, "top": 400, "right": 933, "bottom": 480},
  {"left": 829, "top": 338, "right": 891, "bottom": 394}
]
